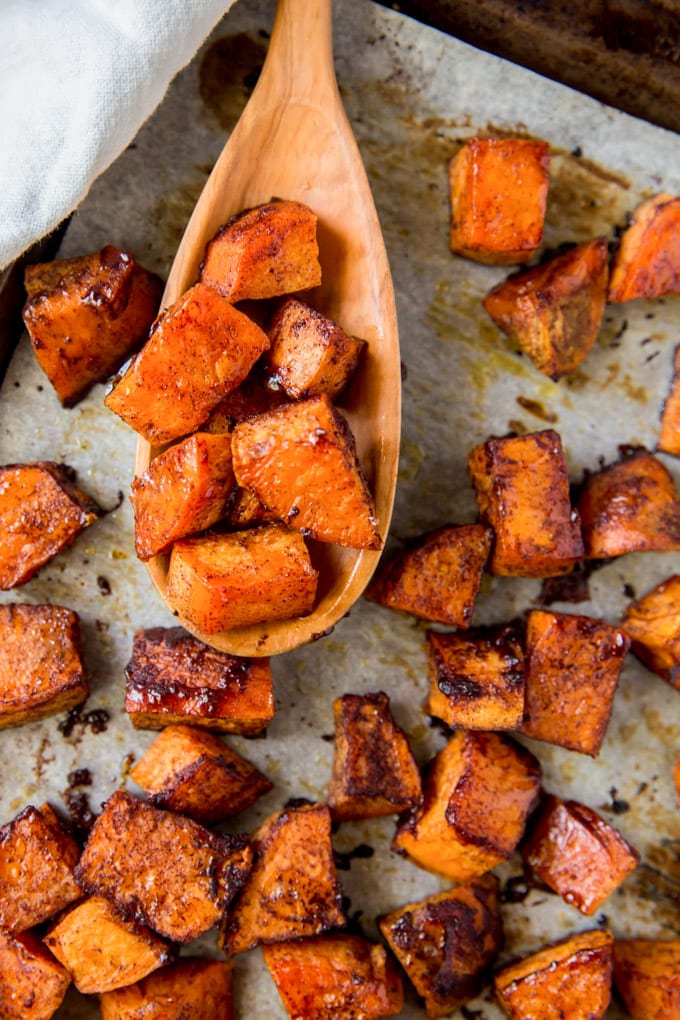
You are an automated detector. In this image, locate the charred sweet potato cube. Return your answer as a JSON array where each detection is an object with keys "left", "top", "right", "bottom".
[
  {"left": 612, "top": 938, "right": 680, "bottom": 1019},
  {"left": 200, "top": 200, "right": 322, "bottom": 302},
  {"left": 482, "top": 238, "right": 609, "bottom": 379},
  {"left": 263, "top": 934, "right": 403, "bottom": 1020},
  {"left": 166, "top": 524, "right": 318, "bottom": 632},
  {"left": 104, "top": 282, "right": 270, "bottom": 445},
  {"left": 577, "top": 448, "right": 680, "bottom": 558},
  {"left": 129, "top": 723, "right": 273, "bottom": 823},
  {"left": 426, "top": 625, "right": 525, "bottom": 731},
  {"left": 392, "top": 730, "right": 541, "bottom": 882},
  {"left": 657, "top": 345, "right": 680, "bottom": 457},
  {"left": 99, "top": 958, "right": 233, "bottom": 1020},
  {"left": 449, "top": 137, "right": 550, "bottom": 265},
  {"left": 494, "top": 929, "right": 613, "bottom": 1020},
  {"left": 327, "top": 691, "right": 422, "bottom": 821},
  {"left": 467, "top": 430, "right": 583, "bottom": 577},
  {"left": 0, "top": 462, "right": 100, "bottom": 590},
  {"left": 520, "top": 610, "right": 629, "bottom": 756},
  {"left": 44, "top": 896, "right": 172, "bottom": 995},
  {"left": 131, "top": 433, "right": 236, "bottom": 561},
  {"left": 22, "top": 246, "right": 162, "bottom": 407},
  {"left": 124, "top": 626, "right": 274, "bottom": 734},
  {"left": 0, "top": 928, "right": 70, "bottom": 1020},
  {"left": 74, "top": 790, "right": 252, "bottom": 943},
  {"left": 221, "top": 803, "right": 345, "bottom": 955},
  {"left": 379, "top": 876, "right": 503, "bottom": 1018},
  {"left": 608, "top": 194, "right": 680, "bottom": 303},
  {"left": 621, "top": 574, "right": 680, "bottom": 688}
]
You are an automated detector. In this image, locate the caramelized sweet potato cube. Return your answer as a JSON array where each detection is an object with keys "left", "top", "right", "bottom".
[
  {"left": 22, "top": 246, "right": 162, "bottom": 406},
  {"left": 520, "top": 610, "right": 629, "bottom": 756},
  {"left": 0, "top": 604, "right": 88, "bottom": 729},
  {"left": 449, "top": 137, "right": 550, "bottom": 265},
  {"left": 426, "top": 625, "right": 525, "bottom": 731},
  {"left": 327, "top": 691, "right": 422, "bottom": 821},
  {"left": 612, "top": 938, "right": 680, "bottom": 1019},
  {"left": 131, "top": 433, "right": 235, "bottom": 561},
  {"left": 166, "top": 524, "right": 318, "bottom": 632},
  {"left": 608, "top": 194, "right": 680, "bottom": 302},
  {"left": 392, "top": 731, "right": 541, "bottom": 882},
  {"left": 621, "top": 574, "right": 680, "bottom": 688},
  {"left": 200, "top": 200, "right": 322, "bottom": 302},
  {"left": 99, "top": 958, "right": 233, "bottom": 1020},
  {"left": 263, "top": 934, "right": 403, "bottom": 1020},
  {"left": 232, "top": 393, "right": 380, "bottom": 549},
  {"left": 482, "top": 238, "right": 609, "bottom": 378},
  {"left": 467, "top": 430, "right": 583, "bottom": 577},
  {"left": 379, "top": 876, "right": 503, "bottom": 1018},
  {"left": 657, "top": 345, "right": 680, "bottom": 457},
  {"left": 0, "top": 928, "right": 70, "bottom": 1020},
  {"left": 0, "top": 462, "right": 100, "bottom": 589},
  {"left": 221, "top": 803, "right": 345, "bottom": 955},
  {"left": 74, "top": 790, "right": 251, "bottom": 943},
  {"left": 130, "top": 723, "right": 273, "bottom": 823},
  {"left": 494, "top": 929, "right": 613, "bottom": 1020},
  {"left": 124, "top": 626, "right": 274, "bottom": 734},
  {"left": 104, "top": 282, "right": 269, "bottom": 445}
]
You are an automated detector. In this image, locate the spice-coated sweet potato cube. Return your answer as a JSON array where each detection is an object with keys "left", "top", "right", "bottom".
[
  {"left": 392, "top": 731, "right": 541, "bottom": 882},
  {"left": 494, "top": 929, "right": 613, "bottom": 1020},
  {"left": 44, "top": 896, "right": 172, "bottom": 995},
  {"left": 379, "top": 875, "right": 502, "bottom": 1018},
  {"left": 200, "top": 200, "right": 322, "bottom": 302},
  {"left": 22, "top": 246, "right": 162, "bottom": 407},
  {"left": 0, "top": 928, "right": 70, "bottom": 1020},
  {"left": 482, "top": 238, "right": 609, "bottom": 379},
  {"left": 621, "top": 574, "right": 680, "bottom": 689},
  {"left": 166, "top": 524, "right": 319, "bottom": 632},
  {"left": 263, "top": 934, "right": 403, "bottom": 1020},
  {"left": 467, "top": 430, "right": 583, "bottom": 577},
  {"left": 577, "top": 449, "right": 680, "bottom": 558},
  {"left": 99, "top": 957, "right": 233, "bottom": 1020},
  {"left": 520, "top": 610, "right": 629, "bottom": 756},
  {"left": 124, "top": 626, "right": 274, "bottom": 734},
  {"left": 367, "top": 524, "right": 492, "bottom": 627},
  {"left": 104, "top": 282, "right": 270, "bottom": 445},
  {"left": 221, "top": 803, "right": 345, "bottom": 955},
  {"left": 74, "top": 790, "right": 251, "bottom": 943},
  {"left": 426, "top": 625, "right": 525, "bottom": 731},
  {"left": 612, "top": 938, "right": 680, "bottom": 1019},
  {"left": 657, "top": 345, "right": 680, "bottom": 457},
  {"left": 232, "top": 393, "right": 381, "bottom": 549},
  {"left": 0, "top": 462, "right": 100, "bottom": 590},
  {"left": 449, "top": 137, "right": 550, "bottom": 265},
  {"left": 521, "top": 794, "right": 639, "bottom": 915},
  {"left": 608, "top": 194, "right": 680, "bottom": 303},
  {"left": 327, "top": 691, "right": 422, "bottom": 822},
  {"left": 130, "top": 724, "right": 273, "bottom": 823}
]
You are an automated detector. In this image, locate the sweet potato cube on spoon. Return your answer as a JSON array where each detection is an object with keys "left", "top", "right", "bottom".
[
  {"left": 608, "top": 193, "right": 680, "bottom": 302},
  {"left": 658, "top": 345, "right": 680, "bottom": 457},
  {"left": 0, "top": 929, "right": 70, "bottom": 1020},
  {"left": 621, "top": 574, "right": 680, "bottom": 689},
  {"left": 612, "top": 938, "right": 680, "bottom": 1019},
  {"left": 99, "top": 958, "right": 233, "bottom": 1020}
]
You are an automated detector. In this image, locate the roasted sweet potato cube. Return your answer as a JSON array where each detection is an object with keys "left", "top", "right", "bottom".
[
  {"left": 449, "top": 137, "right": 550, "bottom": 265},
  {"left": 166, "top": 524, "right": 318, "bottom": 632},
  {"left": 482, "top": 238, "right": 609, "bottom": 378},
  {"left": 99, "top": 958, "right": 233, "bottom": 1020},
  {"left": 221, "top": 803, "right": 345, "bottom": 955},
  {"left": 608, "top": 194, "right": 680, "bottom": 303},
  {"left": 232, "top": 393, "right": 381, "bottom": 549},
  {"left": 392, "top": 731, "right": 541, "bottom": 882},
  {"left": 0, "top": 462, "right": 100, "bottom": 589},
  {"left": 621, "top": 574, "right": 680, "bottom": 688},
  {"left": 657, "top": 345, "right": 680, "bottom": 457},
  {"left": 44, "top": 896, "right": 172, "bottom": 995},
  {"left": 104, "top": 282, "right": 270, "bottom": 445},
  {"left": 520, "top": 610, "right": 629, "bottom": 756},
  {"left": 467, "top": 430, "right": 583, "bottom": 577},
  {"left": 0, "top": 928, "right": 70, "bottom": 1020},
  {"left": 263, "top": 934, "right": 403, "bottom": 1020},
  {"left": 612, "top": 938, "right": 680, "bottom": 1019},
  {"left": 426, "top": 625, "right": 525, "bottom": 731},
  {"left": 124, "top": 626, "right": 274, "bottom": 734},
  {"left": 494, "top": 929, "right": 613, "bottom": 1020},
  {"left": 379, "top": 876, "right": 503, "bottom": 1018},
  {"left": 200, "top": 200, "right": 322, "bottom": 302},
  {"left": 129, "top": 723, "right": 273, "bottom": 823},
  {"left": 327, "top": 691, "right": 422, "bottom": 821},
  {"left": 577, "top": 449, "right": 680, "bottom": 558},
  {"left": 74, "top": 790, "right": 251, "bottom": 943},
  {"left": 22, "top": 246, "right": 162, "bottom": 407}
]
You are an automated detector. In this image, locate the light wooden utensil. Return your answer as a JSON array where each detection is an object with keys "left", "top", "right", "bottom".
[{"left": 136, "top": 0, "right": 400, "bottom": 657}]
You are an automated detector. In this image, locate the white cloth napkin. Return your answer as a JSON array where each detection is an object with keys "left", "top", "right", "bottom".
[{"left": 0, "top": 0, "right": 236, "bottom": 270}]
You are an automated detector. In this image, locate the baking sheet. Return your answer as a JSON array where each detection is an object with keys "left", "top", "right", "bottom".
[{"left": 1, "top": 0, "right": 680, "bottom": 1016}]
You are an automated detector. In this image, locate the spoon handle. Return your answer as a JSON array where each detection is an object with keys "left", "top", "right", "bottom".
[{"left": 257, "top": 0, "right": 336, "bottom": 105}]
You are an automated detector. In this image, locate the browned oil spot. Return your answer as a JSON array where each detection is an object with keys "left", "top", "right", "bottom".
[
  {"left": 642, "top": 706, "right": 680, "bottom": 745},
  {"left": 621, "top": 373, "right": 649, "bottom": 404},
  {"left": 516, "top": 396, "right": 558, "bottom": 423},
  {"left": 545, "top": 152, "right": 633, "bottom": 248},
  {"left": 198, "top": 33, "right": 268, "bottom": 132}
]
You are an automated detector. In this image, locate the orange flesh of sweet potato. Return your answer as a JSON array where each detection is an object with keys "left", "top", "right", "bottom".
[
  {"left": 658, "top": 345, "right": 680, "bottom": 456},
  {"left": 608, "top": 193, "right": 680, "bottom": 302},
  {"left": 99, "top": 957, "right": 233, "bottom": 1020},
  {"left": 104, "top": 282, "right": 270, "bottom": 445},
  {"left": 22, "top": 246, "right": 162, "bottom": 407},
  {"left": 612, "top": 938, "right": 680, "bottom": 1020},
  {"left": 621, "top": 574, "right": 680, "bottom": 688},
  {"left": 0, "top": 928, "right": 70, "bottom": 1020}
]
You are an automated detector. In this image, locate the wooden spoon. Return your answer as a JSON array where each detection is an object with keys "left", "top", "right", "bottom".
[{"left": 136, "top": 0, "right": 400, "bottom": 657}]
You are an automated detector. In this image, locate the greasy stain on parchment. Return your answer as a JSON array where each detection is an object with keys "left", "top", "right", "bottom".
[{"left": 199, "top": 33, "right": 268, "bottom": 131}]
